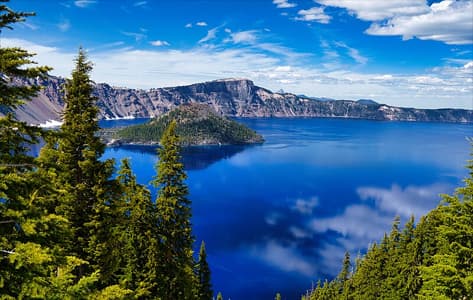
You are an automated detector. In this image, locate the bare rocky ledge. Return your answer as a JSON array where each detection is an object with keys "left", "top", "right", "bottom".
[{"left": 4, "top": 76, "right": 472, "bottom": 124}]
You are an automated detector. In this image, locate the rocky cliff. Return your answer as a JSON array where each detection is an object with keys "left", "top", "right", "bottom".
[{"left": 6, "top": 76, "right": 473, "bottom": 124}]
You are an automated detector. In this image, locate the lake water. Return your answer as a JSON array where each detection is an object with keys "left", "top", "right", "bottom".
[{"left": 101, "top": 118, "right": 472, "bottom": 300}]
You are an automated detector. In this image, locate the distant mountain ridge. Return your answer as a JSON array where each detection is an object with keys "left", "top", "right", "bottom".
[{"left": 5, "top": 76, "right": 473, "bottom": 124}]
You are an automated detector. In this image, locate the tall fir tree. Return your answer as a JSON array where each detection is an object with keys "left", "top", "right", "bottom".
[
  {"left": 304, "top": 144, "right": 473, "bottom": 299},
  {"left": 0, "top": 2, "right": 100, "bottom": 298},
  {"left": 197, "top": 240, "right": 213, "bottom": 300},
  {"left": 51, "top": 48, "right": 119, "bottom": 284},
  {"left": 152, "top": 120, "right": 196, "bottom": 299},
  {"left": 116, "top": 158, "right": 158, "bottom": 297}
]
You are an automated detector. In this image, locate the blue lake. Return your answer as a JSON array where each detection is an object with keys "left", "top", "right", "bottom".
[{"left": 101, "top": 118, "right": 472, "bottom": 299}]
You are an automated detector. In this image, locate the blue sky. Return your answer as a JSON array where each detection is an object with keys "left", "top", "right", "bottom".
[{"left": 2, "top": 0, "right": 472, "bottom": 108}]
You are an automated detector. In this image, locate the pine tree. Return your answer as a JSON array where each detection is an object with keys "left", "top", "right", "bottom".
[
  {"left": 0, "top": 0, "right": 50, "bottom": 188},
  {"left": 152, "top": 120, "right": 196, "bottom": 299},
  {"left": 275, "top": 292, "right": 282, "bottom": 300},
  {"left": 116, "top": 158, "right": 158, "bottom": 297},
  {"left": 50, "top": 48, "right": 119, "bottom": 284},
  {"left": 0, "top": 2, "right": 99, "bottom": 297},
  {"left": 197, "top": 240, "right": 213, "bottom": 300},
  {"left": 216, "top": 292, "right": 223, "bottom": 300},
  {"left": 304, "top": 145, "right": 473, "bottom": 299}
]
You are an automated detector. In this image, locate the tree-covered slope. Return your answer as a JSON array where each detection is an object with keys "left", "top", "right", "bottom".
[
  {"left": 111, "top": 103, "right": 264, "bottom": 146},
  {"left": 303, "top": 150, "right": 473, "bottom": 300}
]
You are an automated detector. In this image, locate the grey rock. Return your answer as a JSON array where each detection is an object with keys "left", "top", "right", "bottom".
[{"left": 5, "top": 76, "right": 473, "bottom": 124}]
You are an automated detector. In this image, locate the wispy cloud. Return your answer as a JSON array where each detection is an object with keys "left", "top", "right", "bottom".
[
  {"left": 20, "top": 22, "right": 39, "bottom": 31},
  {"left": 273, "top": 0, "right": 297, "bottom": 9},
  {"left": 196, "top": 21, "right": 208, "bottom": 27},
  {"left": 150, "top": 40, "right": 170, "bottom": 47},
  {"left": 74, "top": 0, "right": 97, "bottom": 8},
  {"left": 185, "top": 23, "right": 192, "bottom": 28},
  {"left": 296, "top": 7, "right": 331, "bottom": 24},
  {"left": 226, "top": 30, "right": 258, "bottom": 44},
  {"left": 198, "top": 27, "right": 218, "bottom": 43},
  {"left": 133, "top": 1, "right": 147, "bottom": 7},
  {"left": 4, "top": 38, "right": 472, "bottom": 108},
  {"left": 334, "top": 41, "right": 368, "bottom": 64},
  {"left": 88, "top": 41, "right": 126, "bottom": 52},
  {"left": 57, "top": 19, "right": 71, "bottom": 32},
  {"left": 121, "top": 29, "right": 147, "bottom": 42}
]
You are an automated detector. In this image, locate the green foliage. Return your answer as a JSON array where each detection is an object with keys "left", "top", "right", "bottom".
[
  {"left": 115, "top": 158, "right": 158, "bottom": 297},
  {"left": 304, "top": 146, "right": 473, "bottom": 300},
  {"left": 152, "top": 120, "right": 197, "bottom": 299},
  {"left": 42, "top": 48, "right": 120, "bottom": 286},
  {"left": 197, "top": 240, "right": 213, "bottom": 300},
  {"left": 0, "top": 3, "right": 210, "bottom": 300},
  {"left": 113, "top": 103, "right": 263, "bottom": 145}
]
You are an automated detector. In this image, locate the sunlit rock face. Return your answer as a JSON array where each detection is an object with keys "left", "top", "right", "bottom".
[{"left": 8, "top": 76, "right": 473, "bottom": 124}]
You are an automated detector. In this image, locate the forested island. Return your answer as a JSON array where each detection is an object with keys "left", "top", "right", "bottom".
[{"left": 102, "top": 103, "right": 264, "bottom": 146}]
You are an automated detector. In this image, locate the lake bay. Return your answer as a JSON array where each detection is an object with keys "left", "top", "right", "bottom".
[{"left": 101, "top": 118, "right": 472, "bottom": 299}]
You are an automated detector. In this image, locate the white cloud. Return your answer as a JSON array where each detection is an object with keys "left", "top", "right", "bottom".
[
  {"left": 198, "top": 27, "right": 218, "bottom": 43},
  {"left": 316, "top": 0, "right": 472, "bottom": 45},
  {"left": 464, "top": 61, "right": 473, "bottom": 69},
  {"left": 275, "top": 65, "right": 292, "bottom": 72},
  {"left": 121, "top": 31, "right": 147, "bottom": 42},
  {"left": 315, "top": 0, "right": 428, "bottom": 21},
  {"left": 292, "top": 197, "right": 318, "bottom": 215},
  {"left": 150, "top": 40, "right": 169, "bottom": 47},
  {"left": 133, "top": 1, "right": 147, "bottom": 7},
  {"left": 334, "top": 41, "right": 368, "bottom": 64},
  {"left": 4, "top": 38, "right": 472, "bottom": 109},
  {"left": 366, "top": 0, "right": 473, "bottom": 45},
  {"left": 57, "top": 19, "right": 71, "bottom": 32},
  {"left": 74, "top": 0, "right": 97, "bottom": 8},
  {"left": 296, "top": 7, "right": 331, "bottom": 23},
  {"left": 273, "top": 0, "right": 297, "bottom": 9},
  {"left": 185, "top": 23, "right": 192, "bottom": 28},
  {"left": 250, "top": 241, "right": 316, "bottom": 276},
  {"left": 1, "top": 38, "right": 75, "bottom": 77},
  {"left": 224, "top": 28, "right": 232, "bottom": 33},
  {"left": 227, "top": 30, "right": 258, "bottom": 44},
  {"left": 196, "top": 21, "right": 208, "bottom": 27}
]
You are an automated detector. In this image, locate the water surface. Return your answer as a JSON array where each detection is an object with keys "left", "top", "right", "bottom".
[{"left": 101, "top": 118, "right": 472, "bottom": 299}]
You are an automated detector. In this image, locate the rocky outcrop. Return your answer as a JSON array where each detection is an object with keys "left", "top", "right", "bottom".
[{"left": 6, "top": 76, "right": 473, "bottom": 124}]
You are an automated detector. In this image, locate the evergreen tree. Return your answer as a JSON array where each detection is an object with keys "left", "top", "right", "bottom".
[
  {"left": 116, "top": 158, "right": 157, "bottom": 297},
  {"left": 152, "top": 120, "right": 196, "bottom": 299},
  {"left": 0, "top": 2, "right": 99, "bottom": 298},
  {"left": 275, "top": 292, "right": 282, "bottom": 300},
  {"left": 50, "top": 48, "right": 119, "bottom": 285},
  {"left": 216, "top": 292, "right": 223, "bottom": 300},
  {"left": 197, "top": 240, "right": 213, "bottom": 300},
  {"left": 304, "top": 145, "right": 473, "bottom": 300}
]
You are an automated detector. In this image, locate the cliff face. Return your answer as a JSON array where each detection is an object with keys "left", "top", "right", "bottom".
[{"left": 6, "top": 76, "right": 473, "bottom": 124}]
